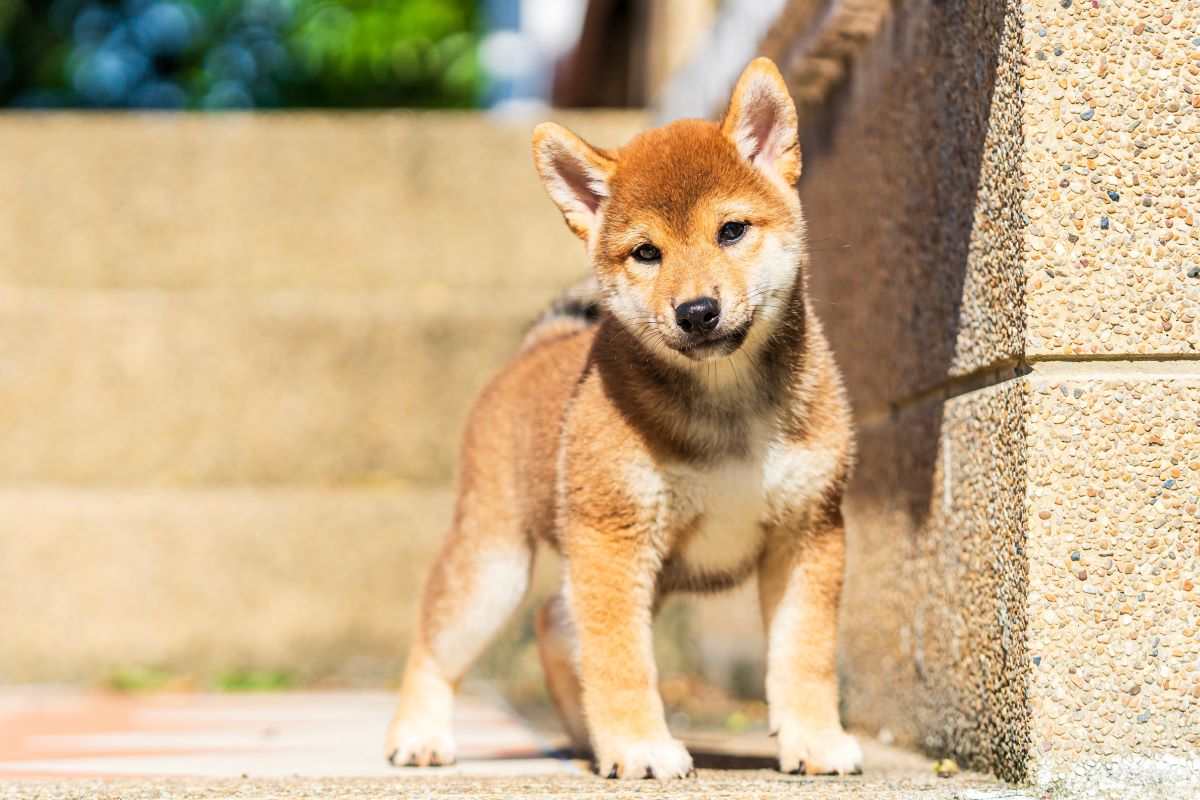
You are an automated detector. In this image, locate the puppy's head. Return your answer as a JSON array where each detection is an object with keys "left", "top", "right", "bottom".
[{"left": 533, "top": 58, "right": 805, "bottom": 363}]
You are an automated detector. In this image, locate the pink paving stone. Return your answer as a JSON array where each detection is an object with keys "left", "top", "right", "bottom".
[{"left": 0, "top": 690, "right": 578, "bottom": 779}]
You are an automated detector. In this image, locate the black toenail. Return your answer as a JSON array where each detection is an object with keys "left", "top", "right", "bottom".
[
  {"left": 645, "top": 767, "right": 654, "bottom": 779},
  {"left": 608, "top": 765, "right": 619, "bottom": 779},
  {"left": 386, "top": 749, "right": 398, "bottom": 765}
]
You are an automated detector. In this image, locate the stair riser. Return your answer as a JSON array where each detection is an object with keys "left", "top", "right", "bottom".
[{"left": 0, "top": 290, "right": 549, "bottom": 486}]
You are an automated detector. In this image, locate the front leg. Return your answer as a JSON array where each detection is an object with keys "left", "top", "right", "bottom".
[
  {"left": 564, "top": 522, "right": 693, "bottom": 780},
  {"left": 758, "top": 506, "right": 862, "bottom": 775}
]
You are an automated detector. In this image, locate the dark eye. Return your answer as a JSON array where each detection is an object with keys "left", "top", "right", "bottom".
[
  {"left": 718, "top": 221, "right": 748, "bottom": 245},
  {"left": 632, "top": 243, "right": 661, "bottom": 264}
]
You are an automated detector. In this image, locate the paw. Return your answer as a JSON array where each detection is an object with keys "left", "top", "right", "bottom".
[
  {"left": 777, "top": 723, "right": 862, "bottom": 776},
  {"left": 385, "top": 719, "right": 457, "bottom": 767},
  {"left": 596, "top": 736, "right": 694, "bottom": 780}
]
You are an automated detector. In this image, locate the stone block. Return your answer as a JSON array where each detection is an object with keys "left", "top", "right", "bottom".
[
  {"left": 1021, "top": 2, "right": 1200, "bottom": 357},
  {"left": 1024, "top": 373, "right": 1200, "bottom": 790},
  {"left": 798, "top": 0, "right": 1025, "bottom": 416},
  {"left": 840, "top": 379, "right": 1029, "bottom": 780}
]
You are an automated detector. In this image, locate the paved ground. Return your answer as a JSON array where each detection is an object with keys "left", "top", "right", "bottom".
[{"left": 0, "top": 689, "right": 1019, "bottom": 798}]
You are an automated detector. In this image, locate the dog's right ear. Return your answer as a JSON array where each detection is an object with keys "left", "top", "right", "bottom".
[{"left": 532, "top": 123, "right": 616, "bottom": 242}]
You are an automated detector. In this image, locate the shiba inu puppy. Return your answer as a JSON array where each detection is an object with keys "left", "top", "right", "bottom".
[{"left": 386, "top": 57, "right": 862, "bottom": 780}]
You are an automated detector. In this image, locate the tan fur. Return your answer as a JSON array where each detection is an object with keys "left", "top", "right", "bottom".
[{"left": 386, "top": 58, "right": 862, "bottom": 780}]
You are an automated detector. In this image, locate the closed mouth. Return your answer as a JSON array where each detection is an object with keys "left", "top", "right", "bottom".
[{"left": 678, "top": 322, "right": 751, "bottom": 359}]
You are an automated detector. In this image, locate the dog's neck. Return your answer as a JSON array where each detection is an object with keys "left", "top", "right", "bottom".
[{"left": 592, "top": 280, "right": 809, "bottom": 464}]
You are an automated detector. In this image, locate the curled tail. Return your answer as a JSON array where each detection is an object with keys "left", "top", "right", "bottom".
[{"left": 518, "top": 276, "right": 601, "bottom": 354}]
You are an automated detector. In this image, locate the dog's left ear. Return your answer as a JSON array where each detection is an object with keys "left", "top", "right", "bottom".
[{"left": 721, "top": 58, "right": 800, "bottom": 185}]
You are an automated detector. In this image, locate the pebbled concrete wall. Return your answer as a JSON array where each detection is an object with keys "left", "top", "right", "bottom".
[
  {"left": 782, "top": 0, "right": 1035, "bottom": 781},
  {"left": 1024, "top": 370, "right": 1200, "bottom": 791},
  {"left": 745, "top": 0, "right": 1200, "bottom": 789}
]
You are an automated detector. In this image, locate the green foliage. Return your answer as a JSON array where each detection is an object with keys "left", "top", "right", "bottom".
[{"left": 0, "top": 0, "right": 483, "bottom": 108}]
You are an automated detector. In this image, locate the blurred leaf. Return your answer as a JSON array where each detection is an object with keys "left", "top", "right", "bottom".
[
  {"left": 107, "top": 665, "right": 177, "bottom": 692},
  {"left": 722, "top": 710, "right": 751, "bottom": 733},
  {"left": 0, "top": 0, "right": 19, "bottom": 35},
  {"left": 212, "top": 668, "right": 296, "bottom": 692},
  {"left": 933, "top": 758, "right": 960, "bottom": 777}
]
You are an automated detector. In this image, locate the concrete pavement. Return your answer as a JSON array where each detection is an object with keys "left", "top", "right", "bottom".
[{"left": 0, "top": 689, "right": 1020, "bottom": 798}]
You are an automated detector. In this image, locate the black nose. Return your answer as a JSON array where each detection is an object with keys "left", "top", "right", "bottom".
[{"left": 675, "top": 297, "right": 721, "bottom": 333}]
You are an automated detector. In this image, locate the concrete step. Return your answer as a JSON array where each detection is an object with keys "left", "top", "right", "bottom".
[
  {"left": 0, "top": 486, "right": 454, "bottom": 683},
  {"left": 0, "top": 482, "right": 760, "bottom": 695},
  {"left": 0, "top": 112, "right": 644, "bottom": 292},
  {"left": 0, "top": 485, "right": 580, "bottom": 687},
  {"left": 0, "top": 287, "right": 565, "bottom": 486}
]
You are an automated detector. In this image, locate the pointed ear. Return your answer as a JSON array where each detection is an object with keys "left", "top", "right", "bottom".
[
  {"left": 532, "top": 122, "right": 616, "bottom": 241},
  {"left": 721, "top": 58, "right": 801, "bottom": 185}
]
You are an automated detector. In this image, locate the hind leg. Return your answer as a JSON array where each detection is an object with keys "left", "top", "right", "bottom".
[
  {"left": 386, "top": 507, "right": 533, "bottom": 767},
  {"left": 535, "top": 590, "right": 589, "bottom": 753}
]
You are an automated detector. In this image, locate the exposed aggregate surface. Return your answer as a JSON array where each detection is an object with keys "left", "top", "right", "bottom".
[
  {"left": 1022, "top": 0, "right": 1200, "bottom": 355},
  {"left": 1025, "top": 377, "right": 1200, "bottom": 790},
  {"left": 781, "top": 0, "right": 1200, "bottom": 790}
]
